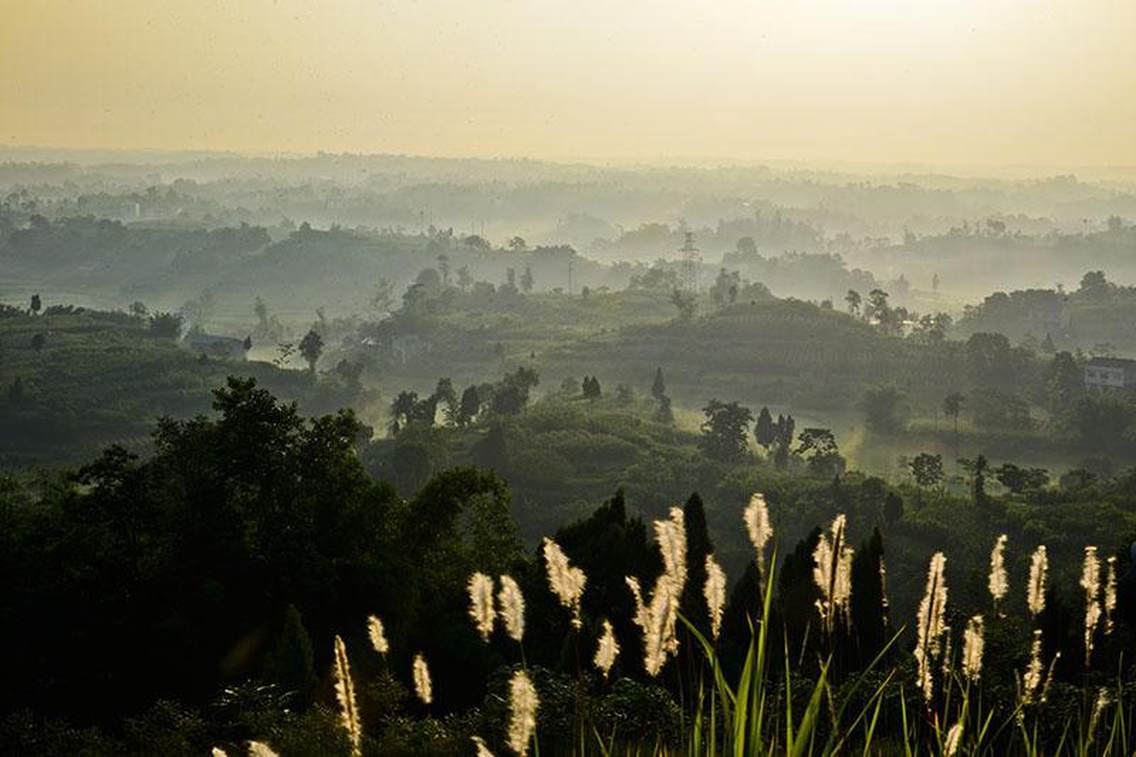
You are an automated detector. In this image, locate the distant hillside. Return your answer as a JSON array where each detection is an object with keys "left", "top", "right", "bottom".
[{"left": 0, "top": 307, "right": 355, "bottom": 466}]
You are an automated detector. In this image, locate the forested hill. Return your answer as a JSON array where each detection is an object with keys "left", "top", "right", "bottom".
[{"left": 0, "top": 307, "right": 361, "bottom": 466}]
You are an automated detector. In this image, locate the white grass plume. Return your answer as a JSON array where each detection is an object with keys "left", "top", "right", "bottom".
[
  {"left": 961, "top": 615, "right": 984, "bottom": 683},
  {"left": 413, "top": 652, "right": 433, "bottom": 705},
  {"left": 594, "top": 619, "right": 620, "bottom": 678},
  {"left": 704, "top": 554, "right": 727, "bottom": 640},
  {"left": 1022, "top": 629, "right": 1044, "bottom": 702},
  {"left": 1080, "top": 546, "right": 1101, "bottom": 667},
  {"left": 988, "top": 534, "right": 1008, "bottom": 611},
  {"left": 1027, "top": 545, "right": 1048, "bottom": 618},
  {"left": 1105, "top": 556, "right": 1118, "bottom": 634},
  {"left": 743, "top": 492, "right": 773, "bottom": 569},
  {"left": 914, "top": 552, "right": 948, "bottom": 702},
  {"left": 247, "top": 742, "right": 279, "bottom": 757},
  {"left": 367, "top": 614, "right": 389, "bottom": 655},
  {"left": 472, "top": 735, "right": 495, "bottom": 757},
  {"left": 812, "top": 514, "right": 850, "bottom": 634},
  {"left": 497, "top": 574, "right": 526, "bottom": 642},
  {"left": 468, "top": 572, "right": 497, "bottom": 642},
  {"left": 542, "top": 538, "right": 586, "bottom": 629},
  {"left": 944, "top": 722, "right": 963, "bottom": 757},
  {"left": 332, "top": 634, "right": 362, "bottom": 757},
  {"left": 507, "top": 669, "right": 539, "bottom": 756}
]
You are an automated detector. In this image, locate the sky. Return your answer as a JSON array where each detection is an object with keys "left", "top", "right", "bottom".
[{"left": 1, "top": 0, "right": 1133, "bottom": 167}]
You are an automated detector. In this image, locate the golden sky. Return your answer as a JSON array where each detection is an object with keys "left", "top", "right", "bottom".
[{"left": 2, "top": 0, "right": 1133, "bottom": 166}]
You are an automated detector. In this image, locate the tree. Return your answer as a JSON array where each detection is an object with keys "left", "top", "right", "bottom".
[
  {"left": 129, "top": 301, "right": 149, "bottom": 318},
  {"left": 966, "top": 332, "right": 1014, "bottom": 387},
  {"left": 1047, "top": 351, "right": 1082, "bottom": 411},
  {"left": 860, "top": 386, "right": 908, "bottom": 434},
  {"left": 30, "top": 333, "right": 46, "bottom": 351},
  {"left": 147, "top": 311, "right": 183, "bottom": 340},
  {"left": 670, "top": 288, "right": 697, "bottom": 321},
  {"left": 457, "top": 385, "right": 481, "bottom": 427},
  {"left": 655, "top": 394, "right": 674, "bottom": 425},
  {"left": 1079, "top": 270, "right": 1109, "bottom": 297},
  {"left": 845, "top": 289, "right": 861, "bottom": 317},
  {"left": 520, "top": 265, "right": 534, "bottom": 293},
  {"left": 490, "top": 367, "right": 539, "bottom": 416},
  {"left": 264, "top": 604, "right": 317, "bottom": 706},
  {"left": 909, "top": 453, "right": 944, "bottom": 488},
  {"left": 943, "top": 392, "right": 965, "bottom": 438},
  {"left": 389, "top": 390, "right": 419, "bottom": 434},
  {"left": 582, "top": 376, "right": 602, "bottom": 399},
  {"left": 508, "top": 236, "right": 527, "bottom": 252},
  {"left": 958, "top": 455, "right": 989, "bottom": 505},
  {"left": 29, "top": 293, "right": 41, "bottom": 315},
  {"left": 242, "top": 335, "right": 253, "bottom": 352},
  {"left": 298, "top": 329, "right": 323, "bottom": 373},
  {"left": 710, "top": 268, "right": 740, "bottom": 308},
  {"left": 651, "top": 367, "right": 667, "bottom": 401},
  {"left": 754, "top": 406, "right": 776, "bottom": 449},
  {"left": 864, "top": 289, "right": 889, "bottom": 325},
  {"left": 995, "top": 463, "right": 1049, "bottom": 495},
  {"left": 849, "top": 528, "right": 889, "bottom": 666},
  {"left": 699, "top": 400, "right": 754, "bottom": 463},
  {"left": 795, "top": 428, "right": 843, "bottom": 476},
  {"left": 883, "top": 492, "right": 904, "bottom": 523}
]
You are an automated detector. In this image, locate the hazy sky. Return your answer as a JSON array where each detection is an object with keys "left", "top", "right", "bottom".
[{"left": 2, "top": 0, "right": 1133, "bottom": 166}]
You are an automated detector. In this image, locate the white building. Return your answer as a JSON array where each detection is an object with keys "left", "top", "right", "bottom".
[{"left": 1084, "top": 357, "right": 1136, "bottom": 392}]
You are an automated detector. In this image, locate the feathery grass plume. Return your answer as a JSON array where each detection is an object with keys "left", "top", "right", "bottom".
[
  {"left": 835, "top": 545, "right": 854, "bottom": 624},
  {"left": 812, "top": 514, "right": 849, "bottom": 634},
  {"left": 914, "top": 551, "right": 948, "bottom": 702},
  {"left": 625, "top": 576, "right": 649, "bottom": 630},
  {"left": 743, "top": 492, "right": 773, "bottom": 569},
  {"left": 1087, "top": 688, "right": 1111, "bottom": 744},
  {"left": 943, "top": 722, "right": 963, "bottom": 757},
  {"left": 468, "top": 572, "right": 497, "bottom": 642},
  {"left": 212, "top": 749, "right": 227, "bottom": 757},
  {"left": 1080, "top": 546, "right": 1102, "bottom": 666},
  {"left": 332, "top": 634, "right": 362, "bottom": 757},
  {"left": 367, "top": 614, "right": 389, "bottom": 655},
  {"left": 472, "top": 735, "right": 495, "bottom": 757},
  {"left": 542, "top": 538, "right": 586, "bottom": 629},
  {"left": 507, "top": 669, "right": 540, "bottom": 756},
  {"left": 497, "top": 574, "right": 526, "bottom": 642},
  {"left": 1027, "top": 545, "right": 1048, "bottom": 618},
  {"left": 961, "top": 615, "right": 985, "bottom": 683},
  {"left": 594, "top": 619, "right": 620, "bottom": 678},
  {"left": 704, "top": 554, "right": 727, "bottom": 640},
  {"left": 1039, "top": 650, "right": 1061, "bottom": 703},
  {"left": 247, "top": 742, "right": 279, "bottom": 757},
  {"left": 626, "top": 508, "right": 689, "bottom": 675},
  {"left": 655, "top": 506, "right": 688, "bottom": 594},
  {"left": 1022, "top": 629, "right": 1044, "bottom": 702},
  {"left": 413, "top": 653, "right": 433, "bottom": 705},
  {"left": 988, "top": 534, "right": 1008, "bottom": 611},
  {"left": 1105, "top": 556, "right": 1118, "bottom": 634}
]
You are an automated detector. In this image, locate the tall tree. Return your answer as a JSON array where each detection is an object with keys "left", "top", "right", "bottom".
[
  {"left": 651, "top": 367, "right": 667, "bottom": 401},
  {"left": 298, "top": 329, "right": 323, "bottom": 373},
  {"left": 699, "top": 399, "right": 754, "bottom": 463},
  {"left": 754, "top": 406, "right": 776, "bottom": 449}
]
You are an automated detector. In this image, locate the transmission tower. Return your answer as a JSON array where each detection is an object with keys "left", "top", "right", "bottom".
[{"left": 678, "top": 231, "right": 701, "bottom": 293}]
